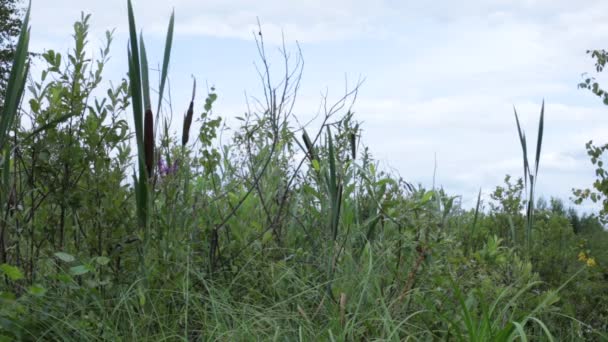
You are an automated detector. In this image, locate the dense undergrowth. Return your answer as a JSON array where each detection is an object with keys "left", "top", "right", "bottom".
[{"left": 1, "top": 3, "right": 608, "bottom": 341}]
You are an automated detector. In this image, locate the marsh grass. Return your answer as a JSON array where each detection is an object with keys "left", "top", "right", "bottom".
[{"left": 0, "top": 2, "right": 607, "bottom": 341}]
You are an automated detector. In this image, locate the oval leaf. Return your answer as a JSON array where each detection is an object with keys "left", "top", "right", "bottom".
[
  {"left": 69, "top": 265, "right": 90, "bottom": 276},
  {"left": 28, "top": 284, "right": 47, "bottom": 297},
  {"left": 54, "top": 252, "right": 75, "bottom": 263},
  {"left": 95, "top": 256, "right": 110, "bottom": 266}
]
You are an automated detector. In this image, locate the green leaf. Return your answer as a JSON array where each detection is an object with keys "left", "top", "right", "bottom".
[
  {"left": 156, "top": 10, "right": 174, "bottom": 115},
  {"left": 95, "top": 256, "right": 110, "bottom": 266},
  {"left": 139, "top": 33, "right": 151, "bottom": 111},
  {"left": 262, "top": 230, "right": 273, "bottom": 244},
  {"left": 534, "top": 100, "right": 544, "bottom": 178},
  {"left": 54, "top": 252, "right": 75, "bottom": 263},
  {"left": 29, "top": 98, "right": 39, "bottom": 113},
  {"left": 0, "top": 1, "right": 31, "bottom": 152},
  {"left": 312, "top": 159, "right": 320, "bottom": 172},
  {"left": 421, "top": 190, "right": 435, "bottom": 204},
  {"left": 56, "top": 273, "right": 73, "bottom": 283},
  {"left": 27, "top": 284, "right": 47, "bottom": 297},
  {"left": 0, "top": 291, "right": 16, "bottom": 301},
  {"left": 69, "top": 265, "right": 90, "bottom": 276},
  {"left": 327, "top": 127, "right": 337, "bottom": 193},
  {"left": 0, "top": 264, "right": 24, "bottom": 281},
  {"left": 138, "top": 286, "right": 146, "bottom": 306}
]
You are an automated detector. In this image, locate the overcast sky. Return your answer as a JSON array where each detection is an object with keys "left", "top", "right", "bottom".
[{"left": 26, "top": 0, "right": 608, "bottom": 211}]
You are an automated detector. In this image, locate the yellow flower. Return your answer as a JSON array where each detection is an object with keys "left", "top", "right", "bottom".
[
  {"left": 586, "top": 258, "right": 597, "bottom": 267},
  {"left": 578, "top": 251, "right": 588, "bottom": 262}
]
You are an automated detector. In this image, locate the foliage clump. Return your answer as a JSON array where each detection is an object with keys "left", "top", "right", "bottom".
[{"left": 0, "top": 3, "right": 607, "bottom": 341}]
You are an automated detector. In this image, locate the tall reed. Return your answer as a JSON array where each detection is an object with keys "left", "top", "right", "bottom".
[
  {"left": 126, "top": 0, "right": 174, "bottom": 229},
  {"left": 0, "top": 1, "right": 30, "bottom": 264},
  {"left": 513, "top": 101, "right": 544, "bottom": 254}
]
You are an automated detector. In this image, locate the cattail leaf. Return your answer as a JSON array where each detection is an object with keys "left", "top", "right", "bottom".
[
  {"left": 327, "top": 126, "right": 337, "bottom": 193},
  {"left": 1, "top": 146, "right": 9, "bottom": 204},
  {"left": 127, "top": 0, "right": 150, "bottom": 228},
  {"left": 156, "top": 10, "right": 174, "bottom": 116},
  {"left": 513, "top": 107, "right": 529, "bottom": 188},
  {"left": 0, "top": 1, "right": 30, "bottom": 151},
  {"left": 127, "top": 0, "right": 143, "bottom": 144},
  {"left": 534, "top": 100, "right": 545, "bottom": 178},
  {"left": 139, "top": 33, "right": 151, "bottom": 111},
  {"left": 133, "top": 169, "right": 147, "bottom": 227},
  {"left": 302, "top": 129, "right": 316, "bottom": 161},
  {"left": 332, "top": 183, "right": 343, "bottom": 240}
]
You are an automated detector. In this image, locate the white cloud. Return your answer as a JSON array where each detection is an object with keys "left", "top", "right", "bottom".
[{"left": 30, "top": 0, "right": 392, "bottom": 44}]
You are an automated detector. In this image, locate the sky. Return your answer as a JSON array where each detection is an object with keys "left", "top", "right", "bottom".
[{"left": 25, "top": 0, "right": 608, "bottom": 211}]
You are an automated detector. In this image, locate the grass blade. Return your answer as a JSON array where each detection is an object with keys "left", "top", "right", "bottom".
[
  {"left": 0, "top": 1, "right": 31, "bottom": 151},
  {"left": 139, "top": 33, "right": 151, "bottom": 111},
  {"left": 327, "top": 126, "right": 337, "bottom": 193},
  {"left": 127, "top": 0, "right": 148, "bottom": 229},
  {"left": 127, "top": 0, "right": 143, "bottom": 146},
  {"left": 156, "top": 10, "right": 174, "bottom": 116},
  {"left": 534, "top": 100, "right": 545, "bottom": 178},
  {"left": 513, "top": 107, "right": 529, "bottom": 190}
]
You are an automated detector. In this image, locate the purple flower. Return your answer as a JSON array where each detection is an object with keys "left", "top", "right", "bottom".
[{"left": 158, "top": 158, "right": 179, "bottom": 177}]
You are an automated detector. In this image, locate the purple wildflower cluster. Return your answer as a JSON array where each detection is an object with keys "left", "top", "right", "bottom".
[{"left": 158, "top": 158, "right": 178, "bottom": 177}]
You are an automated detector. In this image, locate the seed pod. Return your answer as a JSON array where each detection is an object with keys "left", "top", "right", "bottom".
[
  {"left": 144, "top": 108, "right": 154, "bottom": 177},
  {"left": 182, "top": 78, "right": 196, "bottom": 146}
]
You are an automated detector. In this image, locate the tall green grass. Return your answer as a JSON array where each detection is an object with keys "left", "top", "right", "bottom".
[
  {"left": 514, "top": 101, "right": 544, "bottom": 254},
  {"left": 126, "top": 0, "right": 174, "bottom": 230},
  {"left": 0, "top": 1, "right": 30, "bottom": 209}
]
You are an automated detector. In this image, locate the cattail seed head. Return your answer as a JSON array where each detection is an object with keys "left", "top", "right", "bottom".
[
  {"left": 182, "top": 78, "right": 196, "bottom": 147},
  {"left": 144, "top": 108, "right": 154, "bottom": 177},
  {"left": 182, "top": 101, "right": 194, "bottom": 146}
]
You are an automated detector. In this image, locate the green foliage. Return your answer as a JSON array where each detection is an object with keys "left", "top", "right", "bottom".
[
  {"left": 573, "top": 140, "right": 608, "bottom": 222},
  {"left": 574, "top": 49, "right": 608, "bottom": 224},
  {"left": 0, "top": 0, "right": 23, "bottom": 101},
  {"left": 0, "top": 3, "right": 607, "bottom": 340}
]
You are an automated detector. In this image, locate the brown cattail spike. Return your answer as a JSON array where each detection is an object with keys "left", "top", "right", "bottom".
[
  {"left": 182, "top": 102, "right": 194, "bottom": 146},
  {"left": 144, "top": 108, "right": 154, "bottom": 177},
  {"left": 182, "top": 77, "right": 196, "bottom": 146}
]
